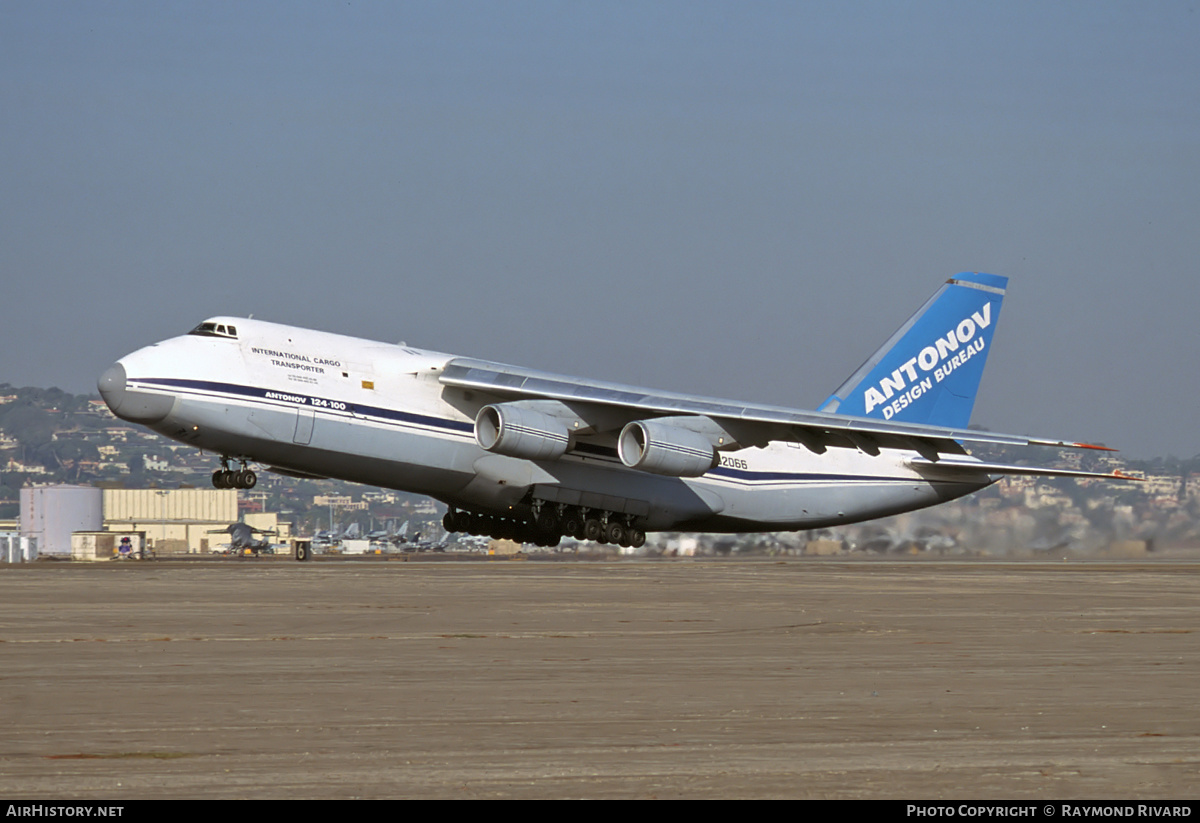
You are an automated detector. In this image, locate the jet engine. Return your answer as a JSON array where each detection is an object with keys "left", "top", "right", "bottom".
[
  {"left": 617, "top": 419, "right": 719, "bottom": 477},
  {"left": 475, "top": 403, "right": 571, "bottom": 461}
]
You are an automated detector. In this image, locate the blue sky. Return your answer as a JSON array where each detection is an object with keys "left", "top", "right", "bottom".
[{"left": 2, "top": 2, "right": 1198, "bottom": 457}]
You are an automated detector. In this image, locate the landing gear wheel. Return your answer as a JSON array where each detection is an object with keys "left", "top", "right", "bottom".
[
  {"left": 562, "top": 514, "right": 583, "bottom": 539},
  {"left": 452, "top": 511, "right": 473, "bottom": 533},
  {"left": 239, "top": 469, "right": 257, "bottom": 489},
  {"left": 605, "top": 522, "right": 626, "bottom": 546},
  {"left": 536, "top": 512, "right": 560, "bottom": 534},
  {"left": 212, "top": 470, "right": 227, "bottom": 489},
  {"left": 584, "top": 518, "right": 604, "bottom": 543},
  {"left": 532, "top": 527, "right": 561, "bottom": 548}
]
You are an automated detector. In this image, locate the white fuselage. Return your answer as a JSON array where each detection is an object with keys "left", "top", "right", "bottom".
[{"left": 99, "top": 317, "right": 988, "bottom": 533}]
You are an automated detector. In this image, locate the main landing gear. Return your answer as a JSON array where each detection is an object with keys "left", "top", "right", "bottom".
[
  {"left": 212, "top": 457, "right": 257, "bottom": 490},
  {"left": 442, "top": 505, "right": 647, "bottom": 550}
]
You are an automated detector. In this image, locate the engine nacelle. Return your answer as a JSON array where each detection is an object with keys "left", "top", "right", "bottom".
[
  {"left": 475, "top": 404, "right": 570, "bottom": 461},
  {"left": 618, "top": 419, "right": 719, "bottom": 477}
]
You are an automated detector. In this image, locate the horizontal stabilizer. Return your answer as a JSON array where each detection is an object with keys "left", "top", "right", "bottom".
[{"left": 907, "top": 457, "right": 1141, "bottom": 482}]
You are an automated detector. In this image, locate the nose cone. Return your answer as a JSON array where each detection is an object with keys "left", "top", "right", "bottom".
[
  {"left": 98, "top": 361, "right": 175, "bottom": 424},
  {"left": 98, "top": 362, "right": 126, "bottom": 410}
]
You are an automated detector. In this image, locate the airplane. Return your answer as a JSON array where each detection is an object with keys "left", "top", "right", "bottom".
[
  {"left": 97, "top": 273, "right": 1133, "bottom": 558},
  {"left": 207, "top": 522, "right": 277, "bottom": 556}
]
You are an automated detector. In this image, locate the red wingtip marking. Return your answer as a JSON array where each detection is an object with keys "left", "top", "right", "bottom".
[
  {"left": 1112, "top": 471, "right": 1145, "bottom": 481},
  {"left": 1075, "top": 442, "right": 1117, "bottom": 452}
]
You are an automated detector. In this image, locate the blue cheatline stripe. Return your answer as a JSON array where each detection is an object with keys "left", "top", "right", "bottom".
[
  {"left": 708, "top": 466, "right": 934, "bottom": 485},
  {"left": 130, "top": 376, "right": 960, "bottom": 487},
  {"left": 132, "top": 377, "right": 473, "bottom": 435}
]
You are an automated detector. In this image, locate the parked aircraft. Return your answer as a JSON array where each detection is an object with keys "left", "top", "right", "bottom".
[
  {"left": 98, "top": 273, "right": 1131, "bottom": 554},
  {"left": 208, "top": 522, "right": 277, "bottom": 556}
]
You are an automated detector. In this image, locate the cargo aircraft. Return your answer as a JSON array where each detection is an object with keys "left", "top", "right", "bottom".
[{"left": 98, "top": 273, "right": 1130, "bottom": 556}]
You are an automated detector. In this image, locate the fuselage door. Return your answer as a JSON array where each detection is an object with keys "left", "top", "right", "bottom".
[{"left": 293, "top": 408, "right": 316, "bottom": 445}]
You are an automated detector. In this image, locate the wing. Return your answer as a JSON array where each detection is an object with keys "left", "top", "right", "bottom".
[{"left": 438, "top": 357, "right": 1124, "bottom": 478}]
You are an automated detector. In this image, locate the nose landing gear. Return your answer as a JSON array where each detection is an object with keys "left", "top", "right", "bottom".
[{"left": 212, "top": 457, "right": 257, "bottom": 489}]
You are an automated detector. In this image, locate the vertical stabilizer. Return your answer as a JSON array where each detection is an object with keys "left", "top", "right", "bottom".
[{"left": 817, "top": 273, "right": 1006, "bottom": 428}]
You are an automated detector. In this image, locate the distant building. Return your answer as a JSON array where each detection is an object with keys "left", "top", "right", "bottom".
[
  {"left": 6, "top": 458, "right": 48, "bottom": 474},
  {"left": 313, "top": 494, "right": 368, "bottom": 511},
  {"left": 102, "top": 488, "right": 239, "bottom": 554}
]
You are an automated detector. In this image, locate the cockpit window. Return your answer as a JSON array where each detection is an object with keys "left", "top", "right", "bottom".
[{"left": 189, "top": 322, "right": 239, "bottom": 339}]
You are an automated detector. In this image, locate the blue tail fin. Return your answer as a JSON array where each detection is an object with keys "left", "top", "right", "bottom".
[{"left": 817, "top": 273, "right": 1007, "bottom": 428}]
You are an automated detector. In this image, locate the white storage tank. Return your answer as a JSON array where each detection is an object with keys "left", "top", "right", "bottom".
[{"left": 20, "top": 485, "right": 103, "bottom": 557}]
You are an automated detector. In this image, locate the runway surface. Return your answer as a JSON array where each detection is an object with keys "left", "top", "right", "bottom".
[{"left": 2, "top": 557, "right": 1198, "bottom": 799}]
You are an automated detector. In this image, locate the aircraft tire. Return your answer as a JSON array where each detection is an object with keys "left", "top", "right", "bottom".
[
  {"left": 562, "top": 513, "right": 583, "bottom": 538},
  {"left": 534, "top": 529, "right": 560, "bottom": 549},
  {"left": 605, "top": 522, "right": 626, "bottom": 546},
  {"left": 628, "top": 529, "right": 647, "bottom": 549},
  {"left": 240, "top": 470, "right": 257, "bottom": 489},
  {"left": 212, "top": 470, "right": 227, "bottom": 489},
  {"left": 536, "top": 511, "right": 560, "bottom": 534},
  {"left": 583, "top": 519, "right": 604, "bottom": 543},
  {"left": 451, "top": 511, "right": 472, "bottom": 533}
]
